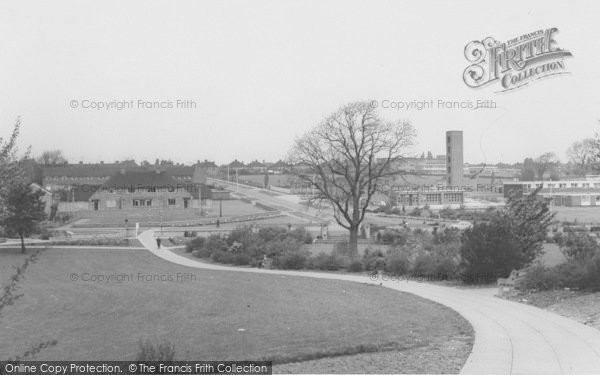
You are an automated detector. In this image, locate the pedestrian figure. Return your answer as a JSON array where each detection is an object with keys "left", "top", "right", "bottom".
[
  {"left": 216, "top": 219, "right": 220, "bottom": 228},
  {"left": 156, "top": 237, "right": 161, "bottom": 249}
]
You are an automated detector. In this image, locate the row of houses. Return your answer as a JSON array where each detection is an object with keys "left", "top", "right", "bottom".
[{"left": 40, "top": 162, "right": 232, "bottom": 213}]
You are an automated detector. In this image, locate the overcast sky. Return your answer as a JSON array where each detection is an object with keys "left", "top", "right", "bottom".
[{"left": 1, "top": 0, "right": 598, "bottom": 165}]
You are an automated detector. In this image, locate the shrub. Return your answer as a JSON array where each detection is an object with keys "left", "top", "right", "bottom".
[
  {"left": 136, "top": 339, "right": 175, "bottom": 361},
  {"left": 307, "top": 252, "right": 346, "bottom": 271},
  {"left": 522, "top": 255, "right": 600, "bottom": 292},
  {"left": 185, "top": 237, "right": 205, "bottom": 253},
  {"left": 277, "top": 252, "right": 307, "bottom": 270},
  {"left": 521, "top": 263, "right": 560, "bottom": 291},
  {"left": 379, "top": 228, "right": 411, "bottom": 245},
  {"left": 233, "top": 253, "right": 251, "bottom": 266},
  {"left": 460, "top": 208, "right": 550, "bottom": 284},
  {"left": 362, "top": 249, "right": 385, "bottom": 271},
  {"left": 384, "top": 254, "right": 410, "bottom": 276},
  {"left": 289, "top": 227, "right": 313, "bottom": 244},
  {"left": 211, "top": 250, "right": 235, "bottom": 264},
  {"left": 347, "top": 260, "right": 364, "bottom": 272},
  {"left": 584, "top": 253, "right": 600, "bottom": 291},
  {"left": 556, "top": 231, "right": 600, "bottom": 263}
]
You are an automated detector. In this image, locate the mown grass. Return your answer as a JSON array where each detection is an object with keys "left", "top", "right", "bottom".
[{"left": 0, "top": 248, "right": 472, "bottom": 368}]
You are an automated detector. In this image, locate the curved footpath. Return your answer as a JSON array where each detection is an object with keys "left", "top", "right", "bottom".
[{"left": 138, "top": 230, "right": 600, "bottom": 375}]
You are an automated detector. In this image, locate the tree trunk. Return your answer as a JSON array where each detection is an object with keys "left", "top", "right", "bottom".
[
  {"left": 20, "top": 233, "right": 26, "bottom": 254},
  {"left": 348, "top": 226, "right": 359, "bottom": 259}
]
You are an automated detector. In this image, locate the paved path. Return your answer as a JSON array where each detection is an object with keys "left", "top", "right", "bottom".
[{"left": 138, "top": 230, "right": 600, "bottom": 374}]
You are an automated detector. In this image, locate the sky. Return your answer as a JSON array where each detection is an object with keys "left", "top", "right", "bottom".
[{"left": 0, "top": 0, "right": 598, "bottom": 165}]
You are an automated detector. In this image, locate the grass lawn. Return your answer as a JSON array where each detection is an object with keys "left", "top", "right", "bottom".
[
  {"left": 551, "top": 206, "right": 600, "bottom": 224},
  {"left": 0, "top": 248, "right": 472, "bottom": 372}
]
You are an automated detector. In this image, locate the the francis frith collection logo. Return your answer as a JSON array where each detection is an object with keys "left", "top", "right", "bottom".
[{"left": 463, "top": 28, "right": 573, "bottom": 92}]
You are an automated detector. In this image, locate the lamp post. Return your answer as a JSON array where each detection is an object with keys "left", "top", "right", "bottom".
[
  {"left": 124, "top": 218, "right": 128, "bottom": 238},
  {"left": 236, "top": 168, "right": 239, "bottom": 193}
]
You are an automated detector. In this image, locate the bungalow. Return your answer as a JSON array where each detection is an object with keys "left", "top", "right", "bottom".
[
  {"left": 88, "top": 170, "right": 193, "bottom": 211},
  {"left": 228, "top": 159, "right": 245, "bottom": 169}
]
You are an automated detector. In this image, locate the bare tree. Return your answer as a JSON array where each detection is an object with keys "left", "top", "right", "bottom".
[
  {"left": 533, "top": 152, "right": 559, "bottom": 180},
  {"left": 288, "top": 101, "right": 416, "bottom": 255},
  {"left": 566, "top": 139, "right": 594, "bottom": 168},
  {"left": 36, "top": 149, "right": 67, "bottom": 165},
  {"left": 0, "top": 118, "right": 26, "bottom": 220}
]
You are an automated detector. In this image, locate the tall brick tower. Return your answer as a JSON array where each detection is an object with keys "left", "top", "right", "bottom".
[{"left": 446, "top": 131, "right": 463, "bottom": 187}]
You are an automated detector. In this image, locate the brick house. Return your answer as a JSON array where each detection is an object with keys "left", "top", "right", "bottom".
[
  {"left": 42, "top": 160, "right": 138, "bottom": 189},
  {"left": 88, "top": 170, "right": 193, "bottom": 211}
]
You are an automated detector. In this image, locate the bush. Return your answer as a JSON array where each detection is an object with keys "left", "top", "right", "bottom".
[
  {"left": 185, "top": 237, "right": 205, "bottom": 253},
  {"left": 522, "top": 255, "right": 600, "bottom": 292},
  {"left": 460, "top": 216, "right": 542, "bottom": 284},
  {"left": 362, "top": 248, "right": 386, "bottom": 271},
  {"left": 379, "top": 228, "right": 411, "bottom": 245},
  {"left": 556, "top": 231, "right": 600, "bottom": 263},
  {"left": 277, "top": 252, "right": 307, "bottom": 270},
  {"left": 233, "top": 253, "right": 251, "bottom": 266},
  {"left": 584, "top": 253, "right": 600, "bottom": 291},
  {"left": 384, "top": 254, "right": 410, "bottom": 276},
  {"left": 307, "top": 252, "right": 346, "bottom": 271},
  {"left": 347, "top": 260, "right": 364, "bottom": 272},
  {"left": 211, "top": 250, "right": 235, "bottom": 264},
  {"left": 521, "top": 263, "right": 560, "bottom": 291},
  {"left": 136, "top": 339, "right": 175, "bottom": 361}
]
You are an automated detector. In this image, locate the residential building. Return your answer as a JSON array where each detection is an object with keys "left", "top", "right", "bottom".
[{"left": 88, "top": 170, "right": 193, "bottom": 211}]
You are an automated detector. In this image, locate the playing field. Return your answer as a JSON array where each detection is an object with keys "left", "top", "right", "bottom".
[{"left": 0, "top": 248, "right": 472, "bottom": 372}]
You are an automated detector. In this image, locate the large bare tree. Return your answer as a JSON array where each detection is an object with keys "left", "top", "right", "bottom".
[
  {"left": 36, "top": 149, "right": 67, "bottom": 165},
  {"left": 289, "top": 101, "right": 415, "bottom": 255},
  {"left": 566, "top": 139, "right": 594, "bottom": 168},
  {"left": 0, "top": 118, "right": 26, "bottom": 220}
]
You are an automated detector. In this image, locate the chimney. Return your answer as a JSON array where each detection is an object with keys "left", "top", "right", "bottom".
[
  {"left": 79, "top": 161, "right": 83, "bottom": 164},
  {"left": 100, "top": 161, "right": 104, "bottom": 165}
]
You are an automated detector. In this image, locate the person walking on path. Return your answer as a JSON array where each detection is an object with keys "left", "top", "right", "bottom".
[{"left": 156, "top": 237, "right": 161, "bottom": 249}]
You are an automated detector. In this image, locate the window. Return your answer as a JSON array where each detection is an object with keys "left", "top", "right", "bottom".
[
  {"left": 168, "top": 198, "right": 176, "bottom": 206},
  {"left": 133, "top": 199, "right": 152, "bottom": 207},
  {"left": 147, "top": 187, "right": 156, "bottom": 193},
  {"left": 128, "top": 186, "right": 135, "bottom": 193}
]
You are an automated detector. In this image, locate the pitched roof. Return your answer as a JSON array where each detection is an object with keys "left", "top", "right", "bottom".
[
  {"left": 229, "top": 159, "right": 245, "bottom": 168},
  {"left": 271, "top": 160, "right": 290, "bottom": 168},
  {"left": 247, "top": 160, "right": 264, "bottom": 168},
  {"left": 104, "top": 170, "right": 179, "bottom": 189},
  {"left": 196, "top": 160, "right": 218, "bottom": 168},
  {"left": 151, "top": 166, "right": 194, "bottom": 177},
  {"left": 42, "top": 163, "right": 141, "bottom": 178}
]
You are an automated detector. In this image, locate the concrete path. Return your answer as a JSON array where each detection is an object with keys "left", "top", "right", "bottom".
[{"left": 138, "top": 230, "right": 600, "bottom": 375}]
